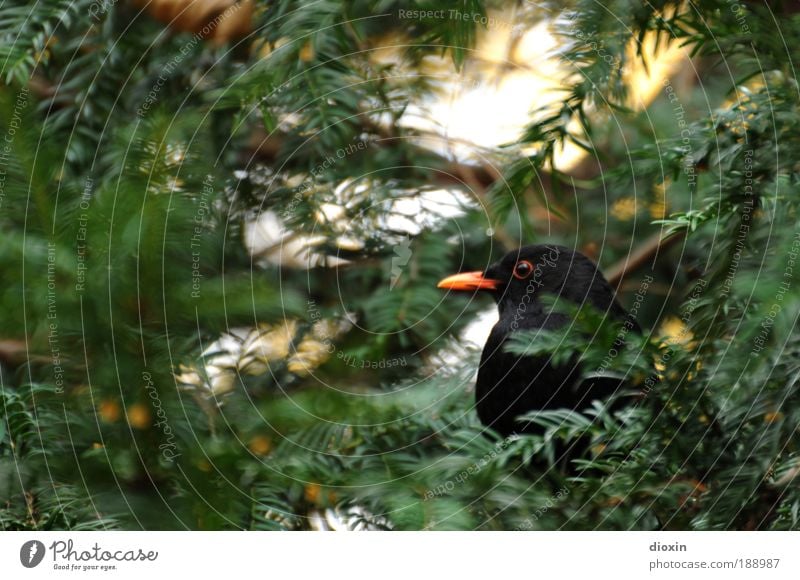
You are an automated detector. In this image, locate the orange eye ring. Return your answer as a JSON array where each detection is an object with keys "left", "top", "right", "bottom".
[{"left": 513, "top": 260, "right": 534, "bottom": 280}]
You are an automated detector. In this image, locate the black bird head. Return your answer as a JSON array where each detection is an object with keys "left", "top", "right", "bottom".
[
  {"left": 438, "top": 244, "right": 635, "bottom": 436},
  {"left": 438, "top": 244, "right": 623, "bottom": 322}
]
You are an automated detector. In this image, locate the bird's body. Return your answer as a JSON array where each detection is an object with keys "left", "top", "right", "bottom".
[{"left": 439, "top": 244, "right": 638, "bottom": 436}]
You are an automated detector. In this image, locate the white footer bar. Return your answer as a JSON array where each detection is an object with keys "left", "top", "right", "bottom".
[{"left": 1, "top": 531, "right": 797, "bottom": 579}]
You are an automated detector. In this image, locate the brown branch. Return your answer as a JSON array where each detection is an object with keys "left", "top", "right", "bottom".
[{"left": 605, "top": 231, "right": 687, "bottom": 286}]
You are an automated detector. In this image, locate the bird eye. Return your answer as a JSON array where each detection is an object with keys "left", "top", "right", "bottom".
[{"left": 513, "top": 260, "right": 534, "bottom": 280}]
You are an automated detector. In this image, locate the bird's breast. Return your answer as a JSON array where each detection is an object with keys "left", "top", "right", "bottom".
[{"left": 475, "top": 323, "right": 580, "bottom": 435}]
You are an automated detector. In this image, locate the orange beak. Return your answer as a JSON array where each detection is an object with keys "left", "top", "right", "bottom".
[{"left": 437, "top": 271, "right": 500, "bottom": 291}]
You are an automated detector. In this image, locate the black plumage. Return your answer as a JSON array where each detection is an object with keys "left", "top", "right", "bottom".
[{"left": 439, "top": 244, "right": 638, "bottom": 437}]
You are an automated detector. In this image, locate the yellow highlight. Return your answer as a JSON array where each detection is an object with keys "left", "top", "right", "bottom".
[
  {"left": 660, "top": 317, "right": 693, "bottom": 346},
  {"left": 248, "top": 435, "right": 272, "bottom": 456},
  {"left": 98, "top": 399, "right": 121, "bottom": 423},
  {"left": 611, "top": 197, "right": 638, "bottom": 221},
  {"left": 127, "top": 403, "right": 152, "bottom": 430},
  {"left": 304, "top": 483, "right": 322, "bottom": 504}
]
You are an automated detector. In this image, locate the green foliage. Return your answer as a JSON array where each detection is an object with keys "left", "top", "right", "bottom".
[{"left": 1, "top": 0, "right": 799, "bottom": 531}]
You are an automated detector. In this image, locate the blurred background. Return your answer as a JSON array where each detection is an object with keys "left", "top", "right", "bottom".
[{"left": 1, "top": 0, "right": 799, "bottom": 530}]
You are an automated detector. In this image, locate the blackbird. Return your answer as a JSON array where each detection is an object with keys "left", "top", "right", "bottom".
[{"left": 438, "top": 244, "right": 638, "bottom": 437}]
